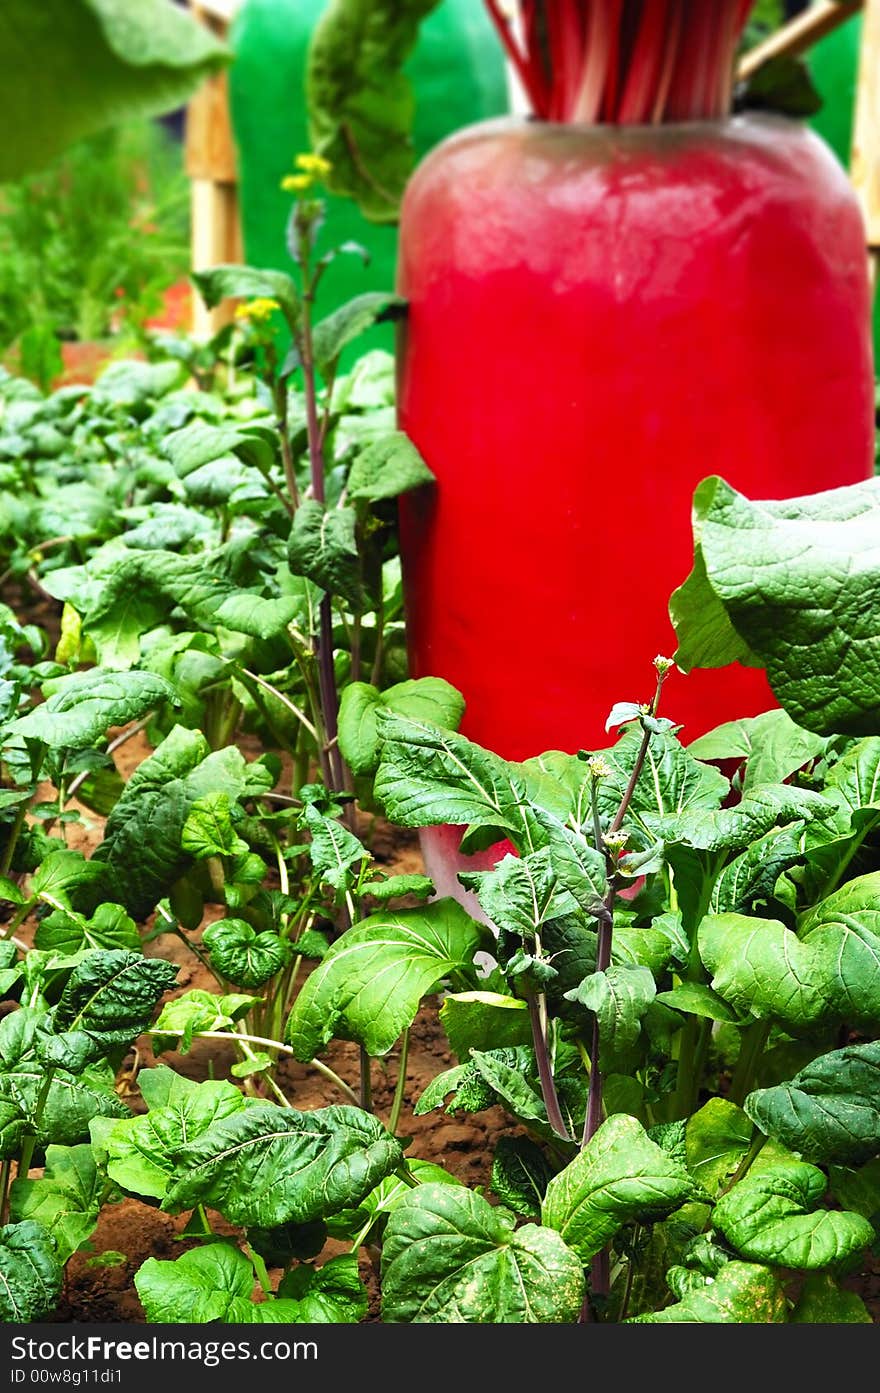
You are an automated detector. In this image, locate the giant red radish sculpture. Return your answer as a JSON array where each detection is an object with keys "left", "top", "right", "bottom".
[{"left": 396, "top": 0, "right": 874, "bottom": 890}]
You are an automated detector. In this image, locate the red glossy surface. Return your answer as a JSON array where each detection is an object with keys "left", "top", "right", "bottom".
[{"left": 397, "top": 115, "right": 874, "bottom": 761}]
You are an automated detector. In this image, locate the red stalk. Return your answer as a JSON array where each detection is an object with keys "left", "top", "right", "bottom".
[{"left": 617, "top": 0, "right": 671, "bottom": 124}]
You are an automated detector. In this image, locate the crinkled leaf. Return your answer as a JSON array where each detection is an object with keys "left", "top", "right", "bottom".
[
  {"left": 338, "top": 677, "right": 463, "bottom": 776},
  {"left": 713, "top": 1163, "right": 874, "bottom": 1269},
  {"left": 631, "top": 1260, "right": 788, "bottom": 1323},
  {"left": 54, "top": 950, "right": 178, "bottom": 1048},
  {"left": 8, "top": 1145, "right": 102, "bottom": 1263},
  {"left": 301, "top": 803, "right": 367, "bottom": 891},
  {"left": 35, "top": 903, "right": 140, "bottom": 956},
  {"left": 165, "top": 1103, "right": 404, "bottom": 1227},
  {"left": 745, "top": 1040, "right": 880, "bottom": 1165},
  {"left": 381, "top": 1183, "right": 584, "bottom": 1323},
  {"left": 151, "top": 988, "right": 259, "bottom": 1054},
  {"left": 491, "top": 1137, "right": 553, "bottom": 1218},
  {"left": 564, "top": 966, "right": 656, "bottom": 1058},
  {"left": 104, "top": 1074, "right": 245, "bottom": 1200},
  {"left": 0, "top": 1221, "right": 62, "bottom": 1322},
  {"left": 672, "top": 474, "right": 880, "bottom": 736},
  {"left": 202, "top": 920, "right": 290, "bottom": 989},
  {"left": 286, "top": 900, "right": 483, "bottom": 1059},
  {"left": 287, "top": 499, "right": 360, "bottom": 605},
  {"left": 347, "top": 431, "right": 433, "bottom": 501},
  {"left": 11, "top": 668, "right": 177, "bottom": 751},
  {"left": 181, "top": 792, "right": 249, "bottom": 861},
  {"left": 541, "top": 1115, "right": 695, "bottom": 1262},
  {"left": 275, "top": 1254, "right": 368, "bottom": 1323}
]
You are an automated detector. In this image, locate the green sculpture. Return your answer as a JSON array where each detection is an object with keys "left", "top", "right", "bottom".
[{"left": 229, "top": 0, "right": 507, "bottom": 354}]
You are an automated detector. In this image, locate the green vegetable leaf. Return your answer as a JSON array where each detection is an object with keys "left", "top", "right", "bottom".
[
  {"left": 104, "top": 1074, "right": 245, "bottom": 1200},
  {"left": 202, "top": 920, "right": 290, "bottom": 989},
  {"left": 307, "top": 0, "right": 441, "bottom": 222},
  {"left": 347, "top": 431, "right": 433, "bottom": 501},
  {"left": 791, "top": 1273, "right": 873, "bottom": 1323},
  {"left": 151, "top": 988, "right": 259, "bottom": 1054},
  {"left": 672, "top": 474, "right": 880, "bottom": 736},
  {"left": 8, "top": 1145, "right": 102, "bottom": 1263},
  {"left": 11, "top": 668, "right": 177, "bottom": 751},
  {"left": 713, "top": 1163, "right": 874, "bottom": 1269},
  {"left": 301, "top": 804, "right": 368, "bottom": 890},
  {"left": 54, "top": 950, "right": 178, "bottom": 1049},
  {"left": 311, "top": 294, "right": 406, "bottom": 376},
  {"left": 191, "top": 264, "right": 299, "bottom": 329},
  {"left": 0, "top": 0, "right": 229, "bottom": 181},
  {"left": 491, "top": 1137, "right": 554, "bottom": 1218},
  {"left": 631, "top": 1261, "right": 788, "bottom": 1323},
  {"left": 745, "top": 1040, "right": 880, "bottom": 1165},
  {"left": 364, "top": 873, "right": 434, "bottom": 903},
  {"left": 135, "top": 1243, "right": 352, "bottom": 1324},
  {"left": 286, "top": 900, "right": 483, "bottom": 1060},
  {"left": 35, "top": 903, "right": 140, "bottom": 956},
  {"left": 287, "top": 499, "right": 361, "bottom": 605},
  {"left": 439, "top": 992, "right": 531, "bottom": 1061},
  {"left": 381, "top": 1183, "right": 584, "bottom": 1323},
  {"left": 181, "top": 793, "right": 249, "bottom": 861},
  {"left": 338, "top": 677, "right": 463, "bottom": 776},
  {"left": 0, "top": 1221, "right": 62, "bottom": 1322},
  {"left": 275, "top": 1254, "right": 368, "bottom": 1323},
  {"left": 164, "top": 1103, "right": 404, "bottom": 1227},
  {"left": 542, "top": 1115, "right": 695, "bottom": 1262},
  {"left": 689, "top": 710, "right": 828, "bottom": 793},
  {"left": 565, "top": 966, "right": 656, "bottom": 1058}
]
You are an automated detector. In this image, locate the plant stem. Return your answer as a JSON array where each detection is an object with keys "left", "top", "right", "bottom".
[
  {"left": 18, "top": 1069, "right": 54, "bottom": 1179},
  {"left": 728, "top": 1020, "right": 771, "bottom": 1106},
  {"left": 387, "top": 1027, "right": 410, "bottom": 1135},
  {"left": 274, "top": 380, "right": 300, "bottom": 511},
  {"left": 359, "top": 1044, "right": 373, "bottom": 1112},
  {"left": 152, "top": 1029, "right": 361, "bottom": 1106},
  {"left": 0, "top": 800, "right": 29, "bottom": 876},
  {"left": 527, "top": 994, "right": 572, "bottom": 1142}
]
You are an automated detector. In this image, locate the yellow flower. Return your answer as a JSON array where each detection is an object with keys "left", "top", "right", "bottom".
[
  {"left": 295, "top": 152, "right": 332, "bottom": 178},
  {"left": 235, "top": 297, "right": 279, "bottom": 323},
  {"left": 281, "top": 173, "right": 314, "bottom": 193}
]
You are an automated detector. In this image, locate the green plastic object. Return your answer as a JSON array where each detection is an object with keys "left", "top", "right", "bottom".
[
  {"left": 807, "top": 14, "right": 880, "bottom": 356},
  {"left": 808, "top": 13, "right": 861, "bottom": 168},
  {"left": 229, "top": 0, "right": 507, "bottom": 354}
]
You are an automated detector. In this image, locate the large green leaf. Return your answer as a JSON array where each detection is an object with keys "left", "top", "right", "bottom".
[
  {"left": 338, "top": 677, "right": 463, "bottom": 776},
  {"left": 672, "top": 474, "right": 880, "bottom": 736},
  {"left": 381, "top": 1183, "right": 584, "bottom": 1323},
  {"left": 286, "top": 900, "right": 483, "bottom": 1060},
  {"left": 311, "top": 294, "right": 405, "bottom": 376},
  {"left": 439, "top": 992, "right": 531, "bottom": 1061},
  {"left": 301, "top": 804, "right": 368, "bottom": 891},
  {"left": 461, "top": 849, "right": 559, "bottom": 942},
  {"left": 202, "top": 920, "right": 290, "bottom": 989},
  {"left": 287, "top": 499, "right": 361, "bottom": 605},
  {"left": 104, "top": 1073, "right": 245, "bottom": 1200},
  {"left": 8, "top": 1145, "right": 103, "bottom": 1263},
  {"left": 631, "top": 1261, "right": 788, "bottom": 1323},
  {"left": 136, "top": 1244, "right": 364, "bottom": 1324},
  {"left": 650, "top": 783, "right": 830, "bottom": 856},
  {"left": 541, "top": 1114, "right": 695, "bottom": 1262},
  {"left": 745, "top": 1041, "right": 880, "bottom": 1165},
  {"left": 164, "top": 1103, "right": 404, "bottom": 1227},
  {"left": 34, "top": 903, "right": 140, "bottom": 956},
  {"left": 0, "top": 1222, "right": 63, "bottom": 1322},
  {"left": 791, "top": 1273, "right": 873, "bottom": 1323},
  {"left": 0, "top": 1009, "right": 129, "bottom": 1145},
  {"left": 700, "top": 882, "right": 880, "bottom": 1032},
  {"left": 564, "top": 966, "right": 656, "bottom": 1059},
  {"left": 713, "top": 1163, "right": 874, "bottom": 1270},
  {"left": 0, "top": 0, "right": 228, "bottom": 181},
  {"left": 11, "top": 668, "right": 177, "bottom": 751},
  {"left": 346, "top": 431, "right": 433, "bottom": 502},
  {"left": 54, "top": 951, "right": 178, "bottom": 1049},
  {"left": 689, "top": 711, "right": 828, "bottom": 793},
  {"left": 684, "top": 1099, "right": 754, "bottom": 1197},
  {"left": 307, "top": 0, "right": 442, "bottom": 223}
]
